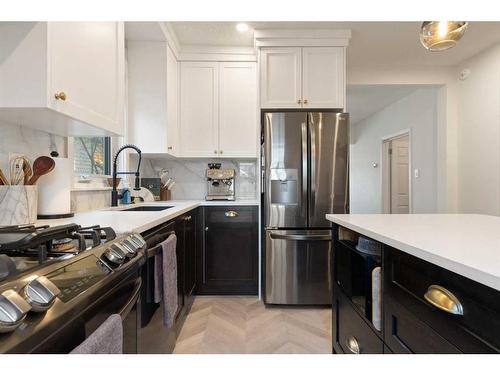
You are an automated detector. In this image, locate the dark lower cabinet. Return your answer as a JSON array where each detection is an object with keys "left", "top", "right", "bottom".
[
  {"left": 385, "top": 298, "right": 460, "bottom": 353},
  {"left": 335, "top": 292, "right": 383, "bottom": 354},
  {"left": 183, "top": 211, "right": 197, "bottom": 298},
  {"left": 197, "top": 206, "right": 258, "bottom": 295},
  {"left": 138, "top": 209, "right": 198, "bottom": 354},
  {"left": 332, "top": 223, "right": 500, "bottom": 355}
]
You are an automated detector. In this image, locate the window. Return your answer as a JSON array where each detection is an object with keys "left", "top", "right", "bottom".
[{"left": 73, "top": 137, "right": 111, "bottom": 176}]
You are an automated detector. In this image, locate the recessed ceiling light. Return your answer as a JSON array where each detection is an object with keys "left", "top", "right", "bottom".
[{"left": 236, "top": 23, "right": 249, "bottom": 32}]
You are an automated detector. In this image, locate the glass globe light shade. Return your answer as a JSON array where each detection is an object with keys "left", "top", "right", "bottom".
[{"left": 420, "top": 21, "right": 468, "bottom": 51}]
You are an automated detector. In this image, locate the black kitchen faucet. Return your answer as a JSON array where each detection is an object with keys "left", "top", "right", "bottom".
[{"left": 111, "top": 144, "right": 142, "bottom": 207}]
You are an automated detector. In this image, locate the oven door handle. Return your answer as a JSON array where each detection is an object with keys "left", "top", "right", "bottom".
[
  {"left": 269, "top": 233, "right": 331, "bottom": 241},
  {"left": 119, "top": 278, "right": 142, "bottom": 321}
]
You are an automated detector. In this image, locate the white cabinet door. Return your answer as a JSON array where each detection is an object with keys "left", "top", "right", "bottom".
[
  {"left": 218, "top": 62, "right": 258, "bottom": 158},
  {"left": 127, "top": 41, "right": 168, "bottom": 153},
  {"left": 48, "top": 22, "right": 125, "bottom": 135},
  {"left": 302, "top": 47, "right": 344, "bottom": 109},
  {"left": 166, "top": 44, "right": 180, "bottom": 156},
  {"left": 260, "top": 48, "right": 302, "bottom": 108},
  {"left": 180, "top": 62, "right": 219, "bottom": 157}
]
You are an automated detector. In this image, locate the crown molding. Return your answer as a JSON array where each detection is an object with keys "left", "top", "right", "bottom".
[{"left": 254, "top": 29, "right": 351, "bottom": 48}]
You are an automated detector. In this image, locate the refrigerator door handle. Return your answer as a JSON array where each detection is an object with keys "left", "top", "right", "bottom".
[
  {"left": 269, "top": 232, "right": 331, "bottom": 241},
  {"left": 301, "top": 121, "right": 308, "bottom": 221},
  {"left": 309, "top": 113, "right": 316, "bottom": 220}
]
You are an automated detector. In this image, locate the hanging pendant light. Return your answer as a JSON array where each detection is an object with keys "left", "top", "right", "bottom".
[{"left": 420, "top": 21, "right": 468, "bottom": 51}]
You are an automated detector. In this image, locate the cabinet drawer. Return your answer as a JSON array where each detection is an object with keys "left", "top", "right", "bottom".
[
  {"left": 205, "top": 206, "right": 256, "bottom": 224},
  {"left": 385, "top": 298, "right": 460, "bottom": 353},
  {"left": 385, "top": 247, "right": 500, "bottom": 353},
  {"left": 336, "top": 292, "right": 383, "bottom": 354}
]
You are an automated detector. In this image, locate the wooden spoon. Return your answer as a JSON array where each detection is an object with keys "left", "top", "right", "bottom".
[
  {"left": 0, "top": 168, "right": 8, "bottom": 185},
  {"left": 27, "top": 156, "right": 55, "bottom": 185}
]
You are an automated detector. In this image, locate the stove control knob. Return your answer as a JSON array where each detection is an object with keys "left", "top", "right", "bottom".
[
  {"left": 121, "top": 239, "right": 138, "bottom": 258},
  {"left": 0, "top": 289, "right": 31, "bottom": 333},
  {"left": 103, "top": 245, "right": 126, "bottom": 266},
  {"left": 129, "top": 233, "right": 146, "bottom": 248},
  {"left": 24, "top": 276, "right": 60, "bottom": 312}
]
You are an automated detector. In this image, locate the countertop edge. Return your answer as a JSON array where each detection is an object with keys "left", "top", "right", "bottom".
[{"left": 327, "top": 215, "right": 500, "bottom": 292}]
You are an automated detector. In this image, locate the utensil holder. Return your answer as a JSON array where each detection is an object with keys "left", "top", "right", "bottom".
[
  {"left": 0, "top": 186, "right": 38, "bottom": 226},
  {"left": 160, "top": 186, "right": 171, "bottom": 201}
]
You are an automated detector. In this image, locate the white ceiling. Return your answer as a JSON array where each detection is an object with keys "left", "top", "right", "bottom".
[
  {"left": 347, "top": 85, "right": 424, "bottom": 125},
  {"left": 170, "top": 21, "right": 500, "bottom": 67}
]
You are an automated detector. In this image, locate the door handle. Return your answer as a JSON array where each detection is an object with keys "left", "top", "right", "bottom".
[
  {"left": 269, "top": 232, "right": 331, "bottom": 241},
  {"left": 424, "top": 285, "right": 464, "bottom": 315},
  {"left": 119, "top": 278, "right": 142, "bottom": 321}
]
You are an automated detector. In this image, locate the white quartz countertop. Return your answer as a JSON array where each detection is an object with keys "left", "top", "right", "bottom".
[
  {"left": 37, "top": 199, "right": 259, "bottom": 235},
  {"left": 326, "top": 214, "right": 500, "bottom": 291}
]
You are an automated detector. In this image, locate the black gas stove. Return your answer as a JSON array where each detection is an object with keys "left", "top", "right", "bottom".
[{"left": 0, "top": 223, "right": 146, "bottom": 353}]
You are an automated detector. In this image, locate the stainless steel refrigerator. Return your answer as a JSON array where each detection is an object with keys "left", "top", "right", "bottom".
[{"left": 263, "top": 111, "right": 349, "bottom": 305}]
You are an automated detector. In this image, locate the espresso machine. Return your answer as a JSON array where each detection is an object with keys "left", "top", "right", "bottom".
[{"left": 206, "top": 163, "right": 235, "bottom": 201}]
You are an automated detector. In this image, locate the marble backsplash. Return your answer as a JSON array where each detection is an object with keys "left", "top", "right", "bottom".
[
  {"left": 133, "top": 156, "right": 258, "bottom": 200},
  {"left": 0, "top": 121, "right": 110, "bottom": 213},
  {"left": 0, "top": 121, "right": 67, "bottom": 173}
]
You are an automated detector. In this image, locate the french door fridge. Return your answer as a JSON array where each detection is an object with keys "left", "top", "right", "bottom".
[{"left": 263, "top": 111, "right": 349, "bottom": 305}]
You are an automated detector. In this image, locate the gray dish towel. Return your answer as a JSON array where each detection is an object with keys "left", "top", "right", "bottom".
[
  {"left": 153, "top": 233, "right": 178, "bottom": 328},
  {"left": 70, "top": 314, "right": 123, "bottom": 354}
]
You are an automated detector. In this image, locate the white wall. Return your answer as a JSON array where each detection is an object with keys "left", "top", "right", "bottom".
[
  {"left": 348, "top": 66, "right": 458, "bottom": 213},
  {"left": 350, "top": 87, "right": 439, "bottom": 214},
  {"left": 455, "top": 43, "right": 500, "bottom": 216}
]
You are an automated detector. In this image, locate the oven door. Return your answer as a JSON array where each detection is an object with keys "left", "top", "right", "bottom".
[
  {"left": 29, "top": 273, "right": 142, "bottom": 354},
  {"left": 264, "top": 229, "right": 332, "bottom": 305}
]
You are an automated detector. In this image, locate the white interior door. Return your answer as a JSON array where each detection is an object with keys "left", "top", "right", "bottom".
[
  {"left": 218, "top": 62, "right": 258, "bottom": 157},
  {"left": 48, "top": 22, "right": 124, "bottom": 135},
  {"left": 260, "top": 48, "right": 302, "bottom": 108},
  {"left": 389, "top": 136, "right": 410, "bottom": 214},
  {"left": 180, "top": 61, "right": 219, "bottom": 157},
  {"left": 302, "top": 47, "right": 344, "bottom": 109}
]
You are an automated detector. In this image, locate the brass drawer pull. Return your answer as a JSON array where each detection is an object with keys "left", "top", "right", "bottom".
[
  {"left": 225, "top": 210, "right": 238, "bottom": 218},
  {"left": 424, "top": 285, "right": 464, "bottom": 315},
  {"left": 346, "top": 336, "right": 360, "bottom": 354}
]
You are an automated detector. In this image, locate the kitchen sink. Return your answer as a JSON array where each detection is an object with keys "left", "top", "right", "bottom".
[{"left": 120, "top": 206, "right": 174, "bottom": 212}]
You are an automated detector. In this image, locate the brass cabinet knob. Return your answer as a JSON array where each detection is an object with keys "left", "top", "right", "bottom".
[
  {"left": 225, "top": 210, "right": 238, "bottom": 218},
  {"left": 219, "top": 150, "right": 223, "bottom": 154},
  {"left": 214, "top": 150, "right": 218, "bottom": 154},
  {"left": 304, "top": 99, "right": 309, "bottom": 104},
  {"left": 54, "top": 92, "right": 67, "bottom": 101},
  {"left": 297, "top": 99, "right": 302, "bottom": 104},
  {"left": 167, "top": 146, "right": 173, "bottom": 150}
]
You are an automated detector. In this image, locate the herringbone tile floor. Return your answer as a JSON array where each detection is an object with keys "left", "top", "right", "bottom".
[{"left": 173, "top": 296, "right": 332, "bottom": 354}]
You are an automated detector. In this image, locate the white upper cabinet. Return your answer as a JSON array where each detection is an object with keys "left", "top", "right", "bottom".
[
  {"left": 0, "top": 22, "right": 125, "bottom": 136},
  {"left": 218, "top": 62, "right": 258, "bottom": 157},
  {"left": 166, "top": 45, "right": 180, "bottom": 156},
  {"left": 127, "top": 41, "right": 179, "bottom": 156},
  {"left": 180, "top": 62, "right": 219, "bottom": 157},
  {"left": 179, "top": 61, "right": 258, "bottom": 158},
  {"left": 260, "top": 46, "right": 345, "bottom": 109},
  {"left": 302, "top": 47, "right": 344, "bottom": 108},
  {"left": 259, "top": 48, "right": 302, "bottom": 108}
]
